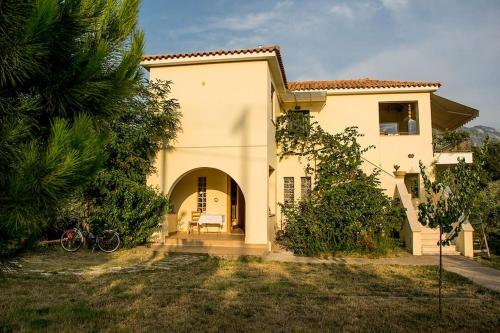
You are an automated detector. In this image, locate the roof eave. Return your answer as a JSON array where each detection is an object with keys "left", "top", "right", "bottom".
[
  {"left": 290, "top": 86, "right": 440, "bottom": 95},
  {"left": 141, "top": 51, "right": 287, "bottom": 92},
  {"left": 141, "top": 51, "right": 274, "bottom": 67}
]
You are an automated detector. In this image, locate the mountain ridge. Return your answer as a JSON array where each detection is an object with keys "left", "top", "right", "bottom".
[{"left": 460, "top": 125, "right": 500, "bottom": 146}]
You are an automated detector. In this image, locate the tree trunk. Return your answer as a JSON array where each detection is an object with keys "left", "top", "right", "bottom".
[{"left": 439, "top": 224, "right": 443, "bottom": 317}]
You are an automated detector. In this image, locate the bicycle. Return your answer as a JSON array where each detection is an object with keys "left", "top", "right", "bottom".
[{"left": 60, "top": 227, "right": 121, "bottom": 253}]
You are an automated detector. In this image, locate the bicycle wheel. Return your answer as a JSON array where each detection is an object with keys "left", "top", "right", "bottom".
[
  {"left": 60, "top": 228, "right": 84, "bottom": 252},
  {"left": 97, "top": 230, "right": 120, "bottom": 253}
]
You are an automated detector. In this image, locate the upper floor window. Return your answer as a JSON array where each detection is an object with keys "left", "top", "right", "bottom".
[
  {"left": 287, "top": 110, "right": 310, "bottom": 137},
  {"left": 283, "top": 177, "right": 295, "bottom": 204},
  {"left": 379, "top": 102, "right": 419, "bottom": 135},
  {"left": 301, "top": 177, "right": 311, "bottom": 198},
  {"left": 197, "top": 176, "right": 207, "bottom": 212}
]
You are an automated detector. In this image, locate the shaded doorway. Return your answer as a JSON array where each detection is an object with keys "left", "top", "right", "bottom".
[
  {"left": 229, "top": 177, "right": 245, "bottom": 234},
  {"left": 169, "top": 168, "right": 245, "bottom": 235}
]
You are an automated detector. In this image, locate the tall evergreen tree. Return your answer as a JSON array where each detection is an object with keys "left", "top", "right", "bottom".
[{"left": 0, "top": 0, "right": 144, "bottom": 255}]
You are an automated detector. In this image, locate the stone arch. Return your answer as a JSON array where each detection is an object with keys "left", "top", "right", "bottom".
[{"left": 167, "top": 166, "right": 245, "bottom": 199}]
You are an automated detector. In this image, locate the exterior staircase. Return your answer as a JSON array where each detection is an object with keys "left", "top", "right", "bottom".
[
  {"left": 159, "top": 232, "right": 269, "bottom": 256},
  {"left": 420, "top": 228, "right": 460, "bottom": 255},
  {"left": 395, "top": 178, "right": 470, "bottom": 257}
]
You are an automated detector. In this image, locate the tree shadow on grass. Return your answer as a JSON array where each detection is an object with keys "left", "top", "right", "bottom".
[
  {"left": 278, "top": 262, "right": 499, "bottom": 332},
  {"left": 171, "top": 258, "right": 499, "bottom": 332},
  {"left": 2, "top": 252, "right": 500, "bottom": 332},
  {"left": 1, "top": 249, "right": 215, "bottom": 331}
]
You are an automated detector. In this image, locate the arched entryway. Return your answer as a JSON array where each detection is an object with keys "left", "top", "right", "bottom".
[{"left": 168, "top": 167, "right": 245, "bottom": 234}]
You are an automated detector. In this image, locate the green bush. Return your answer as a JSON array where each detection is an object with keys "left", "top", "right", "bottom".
[
  {"left": 279, "top": 177, "right": 403, "bottom": 256},
  {"left": 433, "top": 130, "right": 470, "bottom": 151},
  {"left": 471, "top": 180, "right": 500, "bottom": 254},
  {"left": 84, "top": 80, "right": 180, "bottom": 247},
  {"left": 275, "top": 116, "right": 404, "bottom": 256},
  {"left": 88, "top": 172, "right": 168, "bottom": 247},
  {"left": 45, "top": 198, "right": 85, "bottom": 241}
]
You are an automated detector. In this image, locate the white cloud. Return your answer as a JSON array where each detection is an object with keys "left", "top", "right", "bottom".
[
  {"left": 329, "top": 1, "right": 382, "bottom": 20},
  {"left": 142, "top": 0, "right": 500, "bottom": 126},
  {"left": 334, "top": 24, "right": 500, "bottom": 126},
  {"left": 276, "top": 0, "right": 294, "bottom": 9},
  {"left": 330, "top": 4, "right": 354, "bottom": 18},
  {"left": 223, "top": 34, "right": 269, "bottom": 49},
  {"left": 380, "top": 0, "right": 409, "bottom": 12},
  {"left": 326, "top": 0, "right": 411, "bottom": 21},
  {"left": 210, "top": 11, "right": 277, "bottom": 31}
]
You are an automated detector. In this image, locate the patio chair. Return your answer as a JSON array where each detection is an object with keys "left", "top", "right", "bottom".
[{"left": 188, "top": 211, "right": 201, "bottom": 234}]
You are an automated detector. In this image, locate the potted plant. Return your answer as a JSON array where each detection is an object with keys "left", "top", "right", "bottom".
[{"left": 393, "top": 164, "right": 406, "bottom": 178}]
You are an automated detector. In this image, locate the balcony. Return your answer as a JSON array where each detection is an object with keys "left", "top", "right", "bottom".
[{"left": 433, "top": 132, "right": 473, "bottom": 164}]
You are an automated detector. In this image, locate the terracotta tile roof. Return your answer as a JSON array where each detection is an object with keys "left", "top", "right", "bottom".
[
  {"left": 142, "top": 45, "right": 288, "bottom": 86},
  {"left": 143, "top": 46, "right": 440, "bottom": 92},
  {"left": 288, "top": 79, "right": 441, "bottom": 91}
]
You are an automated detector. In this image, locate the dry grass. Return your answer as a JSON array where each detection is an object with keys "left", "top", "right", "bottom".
[
  {"left": 475, "top": 254, "right": 500, "bottom": 270},
  {"left": 1, "top": 247, "right": 499, "bottom": 332},
  {"left": 15, "top": 246, "right": 168, "bottom": 272}
]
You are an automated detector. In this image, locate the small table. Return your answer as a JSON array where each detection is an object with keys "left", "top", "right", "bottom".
[{"left": 198, "top": 214, "right": 225, "bottom": 233}]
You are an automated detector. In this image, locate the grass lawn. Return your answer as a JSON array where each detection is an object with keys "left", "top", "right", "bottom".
[
  {"left": 1, "top": 247, "right": 499, "bottom": 332},
  {"left": 475, "top": 254, "right": 500, "bottom": 270}
]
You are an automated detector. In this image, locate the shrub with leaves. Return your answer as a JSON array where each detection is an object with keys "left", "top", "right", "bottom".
[
  {"left": 276, "top": 114, "right": 404, "bottom": 256},
  {"left": 470, "top": 139, "right": 500, "bottom": 254},
  {"left": 473, "top": 139, "right": 500, "bottom": 183},
  {"left": 87, "top": 171, "right": 168, "bottom": 247},
  {"left": 85, "top": 80, "right": 180, "bottom": 247},
  {"left": 472, "top": 181, "right": 500, "bottom": 253},
  {"left": 433, "top": 130, "right": 470, "bottom": 152}
]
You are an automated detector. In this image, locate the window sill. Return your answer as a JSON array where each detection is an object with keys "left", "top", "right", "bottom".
[{"left": 380, "top": 133, "right": 420, "bottom": 136}]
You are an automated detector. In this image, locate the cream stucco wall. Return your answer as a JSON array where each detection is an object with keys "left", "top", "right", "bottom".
[
  {"left": 147, "top": 60, "right": 272, "bottom": 245},
  {"left": 144, "top": 55, "right": 467, "bottom": 254},
  {"left": 317, "top": 92, "right": 433, "bottom": 184},
  {"left": 276, "top": 92, "right": 435, "bottom": 226},
  {"left": 137, "top": 42, "right": 484, "bottom": 260}
]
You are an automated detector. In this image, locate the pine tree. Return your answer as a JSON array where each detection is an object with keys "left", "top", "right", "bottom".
[{"left": 0, "top": 0, "right": 144, "bottom": 255}]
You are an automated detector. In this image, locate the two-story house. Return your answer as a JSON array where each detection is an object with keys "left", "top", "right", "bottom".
[{"left": 142, "top": 46, "right": 478, "bottom": 257}]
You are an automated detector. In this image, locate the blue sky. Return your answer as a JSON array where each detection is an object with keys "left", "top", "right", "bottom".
[{"left": 139, "top": 0, "right": 500, "bottom": 127}]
